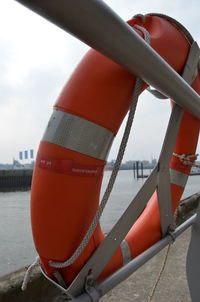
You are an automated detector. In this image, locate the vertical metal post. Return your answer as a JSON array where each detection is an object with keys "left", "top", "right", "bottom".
[
  {"left": 141, "top": 162, "right": 144, "bottom": 179},
  {"left": 156, "top": 104, "right": 184, "bottom": 236},
  {"left": 133, "top": 163, "right": 136, "bottom": 179},
  {"left": 136, "top": 161, "right": 139, "bottom": 179},
  {"left": 186, "top": 203, "right": 200, "bottom": 302}
]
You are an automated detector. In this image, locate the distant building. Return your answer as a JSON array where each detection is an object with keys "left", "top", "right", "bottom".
[{"left": 0, "top": 160, "right": 35, "bottom": 170}]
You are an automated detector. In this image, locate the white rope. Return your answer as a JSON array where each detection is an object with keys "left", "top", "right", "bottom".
[
  {"left": 147, "top": 244, "right": 171, "bottom": 302},
  {"left": 49, "top": 25, "right": 151, "bottom": 269},
  {"left": 133, "top": 14, "right": 146, "bottom": 24},
  {"left": 173, "top": 152, "right": 200, "bottom": 168},
  {"left": 21, "top": 256, "right": 40, "bottom": 291}
]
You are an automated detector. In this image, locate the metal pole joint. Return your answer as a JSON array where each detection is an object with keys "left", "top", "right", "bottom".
[{"left": 85, "top": 271, "right": 100, "bottom": 302}]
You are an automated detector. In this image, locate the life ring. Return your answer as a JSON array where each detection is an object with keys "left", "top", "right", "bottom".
[{"left": 31, "top": 14, "right": 200, "bottom": 285}]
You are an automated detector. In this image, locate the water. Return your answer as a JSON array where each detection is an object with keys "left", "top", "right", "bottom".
[
  {"left": 0, "top": 191, "right": 36, "bottom": 276},
  {"left": 0, "top": 170, "right": 199, "bottom": 276}
]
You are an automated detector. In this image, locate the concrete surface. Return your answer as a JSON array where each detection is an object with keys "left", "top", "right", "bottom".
[
  {"left": 101, "top": 228, "right": 192, "bottom": 302},
  {"left": 0, "top": 266, "right": 61, "bottom": 302}
]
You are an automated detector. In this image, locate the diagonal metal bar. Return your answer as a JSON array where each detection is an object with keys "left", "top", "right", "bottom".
[
  {"left": 67, "top": 215, "right": 196, "bottom": 302},
  {"left": 157, "top": 168, "right": 174, "bottom": 235},
  {"left": 156, "top": 41, "right": 200, "bottom": 236},
  {"left": 15, "top": 0, "right": 200, "bottom": 118},
  {"left": 67, "top": 168, "right": 158, "bottom": 297},
  {"left": 96, "top": 215, "right": 197, "bottom": 301},
  {"left": 156, "top": 105, "right": 183, "bottom": 236},
  {"left": 182, "top": 41, "right": 200, "bottom": 85}
]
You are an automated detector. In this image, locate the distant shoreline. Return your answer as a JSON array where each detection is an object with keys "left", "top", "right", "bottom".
[
  {"left": 0, "top": 167, "right": 199, "bottom": 192},
  {"left": 0, "top": 169, "right": 32, "bottom": 192}
]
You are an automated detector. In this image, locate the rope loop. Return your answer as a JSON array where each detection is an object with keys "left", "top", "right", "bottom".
[
  {"left": 21, "top": 256, "right": 40, "bottom": 291},
  {"left": 133, "top": 14, "right": 146, "bottom": 24},
  {"left": 173, "top": 152, "right": 200, "bottom": 168}
]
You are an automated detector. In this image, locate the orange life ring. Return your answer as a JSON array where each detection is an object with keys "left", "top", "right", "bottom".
[{"left": 31, "top": 14, "right": 200, "bottom": 285}]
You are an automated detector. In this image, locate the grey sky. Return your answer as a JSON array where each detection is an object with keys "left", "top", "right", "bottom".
[{"left": 0, "top": 0, "right": 200, "bottom": 163}]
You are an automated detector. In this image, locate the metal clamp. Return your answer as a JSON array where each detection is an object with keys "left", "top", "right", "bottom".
[
  {"left": 40, "top": 267, "right": 74, "bottom": 300},
  {"left": 167, "top": 226, "right": 176, "bottom": 243},
  {"left": 147, "top": 41, "right": 200, "bottom": 99},
  {"left": 85, "top": 271, "right": 100, "bottom": 302}
]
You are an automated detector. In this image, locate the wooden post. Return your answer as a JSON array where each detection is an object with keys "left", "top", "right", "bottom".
[
  {"left": 136, "top": 161, "right": 139, "bottom": 179},
  {"left": 141, "top": 162, "right": 144, "bottom": 178}
]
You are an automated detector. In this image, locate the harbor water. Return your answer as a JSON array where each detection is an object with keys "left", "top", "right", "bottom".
[{"left": 0, "top": 170, "right": 199, "bottom": 277}]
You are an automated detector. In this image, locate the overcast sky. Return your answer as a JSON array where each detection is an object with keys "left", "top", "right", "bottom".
[{"left": 0, "top": 0, "right": 200, "bottom": 164}]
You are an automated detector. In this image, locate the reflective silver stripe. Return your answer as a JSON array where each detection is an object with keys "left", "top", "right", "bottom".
[
  {"left": 120, "top": 240, "right": 132, "bottom": 265},
  {"left": 42, "top": 110, "right": 114, "bottom": 160},
  {"left": 170, "top": 168, "right": 188, "bottom": 188}
]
